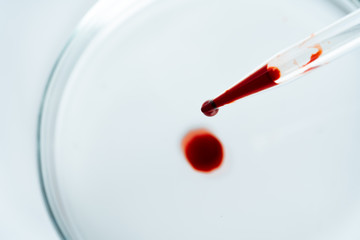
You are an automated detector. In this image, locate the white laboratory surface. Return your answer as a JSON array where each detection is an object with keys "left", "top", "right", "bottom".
[{"left": 0, "top": 0, "right": 96, "bottom": 239}]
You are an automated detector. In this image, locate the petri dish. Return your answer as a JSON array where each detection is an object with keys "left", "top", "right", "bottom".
[{"left": 38, "top": 0, "right": 360, "bottom": 239}]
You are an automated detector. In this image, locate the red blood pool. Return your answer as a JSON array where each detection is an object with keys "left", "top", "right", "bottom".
[{"left": 182, "top": 129, "right": 224, "bottom": 173}]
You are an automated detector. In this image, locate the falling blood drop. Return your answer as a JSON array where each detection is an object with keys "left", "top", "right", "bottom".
[{"left": 182, "top": 129, "right": 224, "bottom": 173}]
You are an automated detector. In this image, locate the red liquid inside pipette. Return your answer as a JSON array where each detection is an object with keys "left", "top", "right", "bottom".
[
  {"left": 201, "top": 64, "right": 281, "bottom": 117},
  {"left": 307, "top": 44, "right": 323, "bottom": 65}
]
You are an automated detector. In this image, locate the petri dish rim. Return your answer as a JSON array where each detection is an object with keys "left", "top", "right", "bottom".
[
  {"left": 37, "top": 1, "right": 160, "bottom": 238},
  {"left": 37, "top": 0, "right": 360, "bottom": 239}
]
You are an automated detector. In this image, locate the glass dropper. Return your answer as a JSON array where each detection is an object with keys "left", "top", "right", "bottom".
[{"left": 201, "top": 8, "right": 360, "bottom": 117}]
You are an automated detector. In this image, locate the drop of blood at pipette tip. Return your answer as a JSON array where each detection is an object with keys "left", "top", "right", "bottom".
[
  {"left": 182, "top": 129, "right": 224, "bottom": 173},
  {"left": 201, "top": 100, "right": 219, "bottom": 117}
]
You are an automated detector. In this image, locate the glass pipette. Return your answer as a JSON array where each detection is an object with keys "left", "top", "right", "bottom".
[{"left": 201, "top": 8, "right": 360, "bottom": 117}]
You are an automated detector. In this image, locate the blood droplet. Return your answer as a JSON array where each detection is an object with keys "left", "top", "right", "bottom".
[
  {"left": 182, "top": 129, "right": 224, "bottom": 173},
  {"left": 201, "top": 100, "right": 219, "bottom": 117}
]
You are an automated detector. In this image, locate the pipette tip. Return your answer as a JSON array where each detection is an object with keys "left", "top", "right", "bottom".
[{"left": 201, "top": 100, "right": 219, "bottom": 117}]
